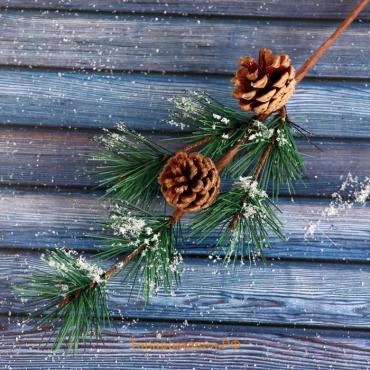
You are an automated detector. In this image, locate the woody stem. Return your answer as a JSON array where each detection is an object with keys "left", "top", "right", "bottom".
[
  {"left": 295, "top": 0, "right": 369, "bottom": 83},
  {"left": 58, "top": 243, "right": 147, "bottom": 308},
  {"left": 181, "top": 136, "right": 215, "bottom": 152},
  {"left": 228, "top": 109, "right": 287, "bottom": 230}
]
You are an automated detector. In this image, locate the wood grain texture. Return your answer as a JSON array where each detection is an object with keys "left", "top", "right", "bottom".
[
  {"left": 1, "top": 0, "right": 370, "bottom": 20},
  {"left": 1, "top": 189, "right": 370, "bottom": 261},
  {"left": 0, "top": 12, "right": 368, "bottom": 77},
  {"left": 2, "top": 250, "right": 370, "bottom": 328},
  {"left": 0, "top": 1, "right": 369, "bottom": 367},
  {"left": 0, "top": 70, "right": 369, "bottom": 138},
  {"left": 2, "top": 318, "right": 370, "bottom": 370},
  {"left": 1, "top": 127, "right": 370, "bottom": 197}
]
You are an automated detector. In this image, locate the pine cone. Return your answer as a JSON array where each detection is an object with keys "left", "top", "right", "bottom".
[
  {"left": 159, "top": 151, "right": 221, "bottom": 212},
  {"left": 232, "top": 48, "right": 296, "bottom": 116}
]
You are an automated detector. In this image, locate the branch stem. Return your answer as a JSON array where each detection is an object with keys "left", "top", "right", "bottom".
[
  {"left": 295, "top": 0, "right": 369, "bottom": 83},
  {"left": 181, "top": 136, "right": 215, "bottom": 152},
  {"left": 215, "top": 134, "right": 250, "bottom": 172},
  {"left": 58, "top": 243, "right": 147, "bottom": 308},
  {"left": 228, "top": 109, "right": 287, "bottom": 230}
]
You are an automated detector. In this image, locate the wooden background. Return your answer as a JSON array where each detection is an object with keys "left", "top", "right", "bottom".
[{"left": 0, "top": 1, "right": 370, "bottom": 369}]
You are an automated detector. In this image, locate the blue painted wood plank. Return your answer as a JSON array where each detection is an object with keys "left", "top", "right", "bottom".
[
  {"left": 1, "top": 189, "right": 370, "bottom": 261},
  {"left": 1, "top": 0, "right": 370, "bottom": 20},
  {"left": 2, "top": 317, "right": 370, "bottom": 369},
  {"left": 0, "top": 70, "right": 369, "bottom": 138},
  {"left": 1, "top": 127, "right": 370, "bottom": 198},
  {"left": 2, "top": 250, "right": 370, "bottom": 327},
  {"left": 0, "top": 11, "right": 368, "bottom": 77}
]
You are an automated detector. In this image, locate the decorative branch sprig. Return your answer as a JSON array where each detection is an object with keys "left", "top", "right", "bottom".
[
  {"left": 17, "top": 0, "right": 369, "bottom": 351},
  {"left": 17, "top": 249, "right": 110, "bottom": 352},
  {"left": 92, "top": 123, "right": 171, "bottom": 206}
]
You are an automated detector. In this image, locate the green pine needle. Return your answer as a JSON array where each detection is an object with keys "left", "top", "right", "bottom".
[
  {"left": 16, "top": 249, "right": 110, "bottom": 352},
  {"left": 224, "top": 115, "right": 305, "bottom": 198},
  {"left": 191, "top": 178, "right": 285, "bottom": 264},
  {"left": 92, "top": 123, "right": 171, "bottom": 206},
  {"left": 96, "top": 202, "right": 182, "bottom": 300},
  {"left": 167, "top": 91, "right": 258, "bottom": 161}
]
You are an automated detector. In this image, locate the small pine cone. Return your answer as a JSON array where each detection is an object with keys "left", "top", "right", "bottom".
[
  {"left": 159, "top": 151, "right": 221, "bottom": 212},
  {"left": 232, "top": 48, "right": 296, "bottom": 116}
]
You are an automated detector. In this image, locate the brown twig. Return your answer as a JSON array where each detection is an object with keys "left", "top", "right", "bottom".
[
  {"left": 181, "top": 136, "right": 215, "bottom": 153},
  {"left": 227, "top": 131, "right": 277, "bottom": 230},
  {"left": 295, "top": 0, "right": 369, "bottom": 83},
  {"left": 168, "top": 208, "right": 185, "bottom": 224},
  {"left": 58, "top": 243, "right": 147, "bottom": 309},
  {"left": 215, "top": 134, "right": 251, "bottom": 172},
  {"left": 228, "top": 108, "right": 287, "bottom": 230}
]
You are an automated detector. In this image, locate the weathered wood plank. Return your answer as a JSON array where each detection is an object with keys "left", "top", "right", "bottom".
[
  {"left": 1, "top": 318, "right": 370, "bottom": 369},
  {"left": 1, "top": 127, "right": 370, "bottom": 197},
  {"left": 0, "top": 70, "right": 369, "bottom": 138},
  {"left": 2, "top": 250, "right": 370, "bottom": 327},
  {"left": 1, "top": 0, "right": 370, "bottom": 21},
  {"left": 0, "top": 12, "right": 368, "bottom": 77},
  {"left": 1, "top": 189, "right": 370, "bottom": 261}
]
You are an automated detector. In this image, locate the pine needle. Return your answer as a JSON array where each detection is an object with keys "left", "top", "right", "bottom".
[
  {"left": 96, "top": 202, "right": 182, "bottom": 300},
  {"left": 16, "top": 249, "right": 110, "bottom": 352},
  {"left": 92, "top": 123, "right": 171, "bottom": 206},
  {"left": 191, "top": 178, "right": 285, "bottom": 264},
  {"left": 166, "top": 91, "right": 258, "bottom": 161},
  {"left": 224, "top": 115, "right": 305, "bottom": 197}
]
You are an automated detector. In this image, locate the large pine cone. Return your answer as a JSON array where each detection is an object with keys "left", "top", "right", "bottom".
[
  {"left": 232, "top": 48, "right": 296, "bottom": 116},
  {"left": 159, "top": 151, "right": 221, "bottom": 212}
]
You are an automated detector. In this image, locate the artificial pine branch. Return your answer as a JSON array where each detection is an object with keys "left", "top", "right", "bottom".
[
  {"left": 17, "top": 249, "right": 110, "bottom": 352},
  {"left": 95, "top": 202, "right": 182, "bottom": 299},
  {"left": 224, "top": 110, "right": 304, "bottom": 197},
  {"left": 92, "top": 123, "right": 171, "bottom": 206},
  {"left": 16, "top": 0, "right": 369, "bottom": 352},
  {"left": 191, "top": 177, "right": 284, "bottom": 263},
  {"left": 17, "top": 207, "right": 182, "bottom": 351},
  {"left": 191, "top": 111, "right": 287, "bottom": 261},
  {"left": 168, "top": 91, "right": 258, "bottom": 161}
]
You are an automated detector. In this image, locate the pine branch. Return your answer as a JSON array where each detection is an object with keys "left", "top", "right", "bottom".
[
  {"left": 167, "top": 91, "right": 259, "bottom": 161},
  {"left": 225, "top": 109, "right": 302, "bottom": 233},
  {"left": 92, "top": 123, "right": 171, "bottom": 206},
  {"left": 223, "top": 112, "right": 304, "bottom": 197},
  {"left": 17, "top": 1, "right": 369, "bottom": 351},
  {"left": 95, "top": 202, "right": 182, "bottom": 299},
  {"left": 191, "top": 109, "right": 301, "bottom": 261},
  {"left": 16, "top": 249, "right": 110, "bottom": 352},
  {"left": 17, "top": 205, "right": 183, "bottom": 351},
  {"left": 191, "top": 177, "right": 284, "bottom": 263}
]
